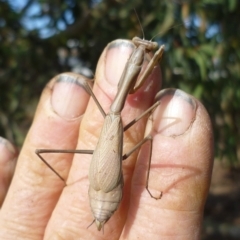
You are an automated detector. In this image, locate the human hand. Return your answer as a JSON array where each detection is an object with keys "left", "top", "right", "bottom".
[{"left": 0, "top": 39, "right": 213, "bottom": 239}]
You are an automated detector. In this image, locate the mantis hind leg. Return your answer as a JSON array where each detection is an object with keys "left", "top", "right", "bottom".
[
  {"left": 122, "top": 135, "right": 162, "bottom": 200},
  {"left": 35, "top": 149, "right": 94, "bottom": 183}
]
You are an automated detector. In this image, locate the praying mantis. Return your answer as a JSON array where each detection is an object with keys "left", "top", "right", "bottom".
[{"left": 36, "top": 36, "right": 164, "bottom": 231}]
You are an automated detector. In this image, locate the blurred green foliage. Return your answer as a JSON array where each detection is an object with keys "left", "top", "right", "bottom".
[{"left": 0, "top": 0, "right": 240, "bottom": 163}]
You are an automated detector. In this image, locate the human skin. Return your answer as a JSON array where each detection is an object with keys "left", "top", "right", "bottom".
[{"left": 0, "top": 39, "right": 214, "bottom": 239}]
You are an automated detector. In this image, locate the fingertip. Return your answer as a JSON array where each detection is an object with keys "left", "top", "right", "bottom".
[
  {"left": 51, "top": 73, "right": 92, "bottom": 119},
  {"left": 0, "top": 137, "right": 17, "bottom": 207},
  {"left": 144, "top": 88, "right": 213, "bottom": 199},
  {"left": 153, "top": 88, "right": 197, "bottom": 136},
  {"left": 95, "top": 39, "right": 161, "bottom": 102},
  {"left": 0, "top": 137, "right": 18, "bottom": 162},
  {"left": 104, "top": 40, "right": 135, "bottom": 87},
  {"left": 92, "top": 39, "right": 135, "bottom": 105},
  {"left": 29, "top": 72, "right": 92, "bottom": 149}
]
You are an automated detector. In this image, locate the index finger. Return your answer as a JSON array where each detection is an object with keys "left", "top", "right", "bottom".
[{"left": 0, "top": 72, "right": 91, "bottom": 239}]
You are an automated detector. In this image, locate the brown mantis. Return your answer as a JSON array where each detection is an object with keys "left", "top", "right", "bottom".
[{"left": 36, "top": 36, "right": 164, "bottom": 231}]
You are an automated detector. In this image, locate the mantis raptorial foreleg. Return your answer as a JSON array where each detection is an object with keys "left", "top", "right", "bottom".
[{"left": 36, "top": 37, "right": 164, "bottom": 231}]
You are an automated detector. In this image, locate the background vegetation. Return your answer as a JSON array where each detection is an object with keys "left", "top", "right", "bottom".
[{"left": 0, "top": 0, "right": 240, "bottom": 238}]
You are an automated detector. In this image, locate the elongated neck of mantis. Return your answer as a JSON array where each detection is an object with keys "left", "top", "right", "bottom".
[{"left": 110, "top": 72, "right": 138, "bottom": 113}]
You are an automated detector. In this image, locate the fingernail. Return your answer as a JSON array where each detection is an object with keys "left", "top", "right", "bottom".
[
  {"left": 105, "top": 40, "right": 134, "bottom": 86},
  {"left": 153, "top": 89, "right": 197, "bottom": 136},
  {"left": 0, "top": 137, "right": 17, "bottom": 163},
  {"left": 51, "top": 73, "right": 91, "bottom": 119}
]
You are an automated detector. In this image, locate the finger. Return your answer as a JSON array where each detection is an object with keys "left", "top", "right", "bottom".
[
  {"left": 123, "top": 89, "right": 214, "bottom": 239},
  {"left": 45, "top": 40, "right": 162, "bottom": 238},
  {"left": 0, "top": 137, "right": 18, "bottom": 207},
  {"left": 0, "top": 73, "right": 91, "bottom": 239}
]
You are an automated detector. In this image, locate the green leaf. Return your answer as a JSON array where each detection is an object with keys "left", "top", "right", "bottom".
[{"left": 228, "top": 0, "right": 237, "bottom": 11}]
